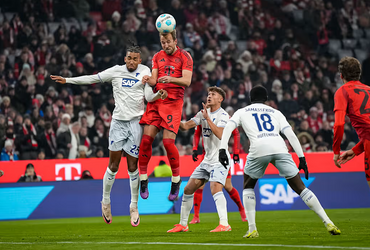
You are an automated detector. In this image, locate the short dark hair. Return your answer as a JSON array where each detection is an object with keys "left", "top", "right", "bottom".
[
  {"left": 160, "top": 30, "right": 177, "bottom": 41},
  {"left": 338, "top": 56, "right": 361, "bottom": 81},
  {"left": 250, "top": 85, "right": 268, "bottom": 103},
  {"left": 127, "top": 43, "right": 141, "bottom": 54},
  {"left": 208, "top": 86, "right": 226, "bottom": 101}
]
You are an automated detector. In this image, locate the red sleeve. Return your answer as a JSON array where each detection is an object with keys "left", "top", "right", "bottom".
[
  {"left": 193, "top": 125, "right": 201, "bottom": 151},
  {"left": 152, "top": 52, "right": 159, "bottom": 70},
  {"left": 232, "top": 128, "right": 240, "bottom": 154},
  {"left": 334, "top": 87, "right": 348, "bottom": 112},
  {"left": 181, "top": 50, "right": 193, "bottom": 71},
  {"left": 352, "top": 140, "right": 365, "bottom": 156},
  {"left": 333, "top": 110, "right": 346, "bottom": 154}
]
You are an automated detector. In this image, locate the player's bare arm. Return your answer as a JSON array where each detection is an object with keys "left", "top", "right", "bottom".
[
  {"left": 143, "top": 68, "right": 158, "bottom": 87},
  {"left": 202, "top": 103, "right": 224, "bottom": 140},
  {"left": 50, "top": 75, "right": 66, "bottom": 84},
  {"left": 158, "top": 70, "right": 192, "bottom": 87},
  {"left": 179, "top": 120, "right": 196, "bottom": 131}
]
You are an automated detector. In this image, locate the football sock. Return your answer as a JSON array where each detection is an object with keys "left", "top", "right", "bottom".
[
  {"left": 128, "top": 169, "right": 139, "bottom": 209},
  {"left": 213, "top": 191, "right": 228, "bottom": 226},
  {"left": 227, "top": 187, "right": 244, "bottom": 211},
  {"left": 300, "top": 188, "right": 332, "bottom": 224},
  {"left": 163, "top": 139, "right": 180, "bottom": 181},
  {"left": 243, "top": 189, "right": 257, "bottom": 232},
  {"left": 180, "top": 194, "right": 194, "bottom": 226},
  {"left": 138, "top": 135, "right": 154, "bottom": 176},
  {"left": 193, "top": 189, "right": 203, "bottom": 218},
  {"left": 102, "top": 167, "right": 117, "bottom": 205}
]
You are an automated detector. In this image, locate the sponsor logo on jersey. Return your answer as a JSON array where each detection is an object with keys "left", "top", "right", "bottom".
[
  {"left": 203, "top": 128, "right": 212, "bottom": 137},
  {"left": 136, "top": 73, "right": 140, "bottom": 77},
  {"left": 122, "top": 78, "right": 139, "bottom": 87},
  {"left": 160, "top": 58, "right": 165, "bottom": 62},
  {"left": 259, "top": 177, "right": 315, "bottom": 210}
]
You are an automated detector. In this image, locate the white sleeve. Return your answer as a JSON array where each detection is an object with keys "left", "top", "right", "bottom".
[
  {"left": 282, "top": 127, "right": 304, "bottom": 158},
  {"left": 144, "top": 84, "right": 160, "bottom": 102},
  {"left": 229, "top": 109, "right": 242, "bottom": 128},
  {"left": 277, "top": 111, "right": 291, "bottom": 133},
  {"left": 220, "top": 120, "right": 237, "bottom": 150},
  {"left": 190, "top": 111, "right": 203, "bottom": 125},
  {"left": 216, "top": 112, "right": 229, "bottom": 128},
  {"left": 65, "top": 66, "right": 116, "bottom": 84}
]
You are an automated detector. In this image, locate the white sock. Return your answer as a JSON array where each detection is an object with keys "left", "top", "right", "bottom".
[
  {"left": 243, "top": 189, "right": 257, "bottom": 232},
  {"left": 180, "top": 194, "right": 194, "bottom": 226},
  {"left": 172, "top": 175, "right": 180, "bottom": 183},
  {"left": 140, "top": 174, "right": 148, "bottom": 181},
  {"left": 213, "top": 191, "right": 228, "bottom": 226},
  {"left": 300, "top": 188, "right": 332, "bottom": 225},
  {"left": 128, "top": 169, "right": 139, "bottom": 209},
  {"left": 102, "top": 167, "right": 117, "bottom": 204}
]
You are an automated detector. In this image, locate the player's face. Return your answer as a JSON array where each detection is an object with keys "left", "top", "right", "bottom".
[
  {"left": 160, "top": 34, "right": 177, "bottom": 55},
  {"left": 125, "top": 52, "right": 142, "bottom": 72},
  {"left": 207, "top": 91, "right": 223, "bottom": 107}
]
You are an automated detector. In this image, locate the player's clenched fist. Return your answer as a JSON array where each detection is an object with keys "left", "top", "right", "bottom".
[
  {"left": 158, "top": 89, "right": 168, "bottom": 100},
  {"left": 50, "top": 75, "right": 66, "bottom": 84},
  {"left": 219, "top": 149, "right": 229, "bottom": 169},
  {"left": 142, "top": 75, "right": 150, "bottom": 84}
]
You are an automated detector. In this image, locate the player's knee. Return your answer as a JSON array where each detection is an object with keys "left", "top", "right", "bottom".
[
  {"left": 163, "top": 138, "right": 175, "bottom": 149},
  {"left": 210, "top": 182, "right": 223, "bottom": 195},
  {"left": 108, "top": 163, "right": 119, "bottom": 173},
  {"left": 127, "top": 162, "right": 138, "bottom": 173},
  {"left": 184, "top": 185, "right": 195, "bottom": 195}
]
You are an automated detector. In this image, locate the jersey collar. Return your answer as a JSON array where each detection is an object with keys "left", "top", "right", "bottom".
[{"left": 210, "top": 107, "right": 221, "bottom": 114}]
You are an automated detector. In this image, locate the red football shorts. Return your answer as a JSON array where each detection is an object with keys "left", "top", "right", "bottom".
[
  {"left": 227, "top": 169, "right": 231, "bottom": 179},
  {"left": 364, "top": 140, "right": 370, "bottom": 181},
  {"left": 140, "top": 98, "right": 183, "bottom": 134}
]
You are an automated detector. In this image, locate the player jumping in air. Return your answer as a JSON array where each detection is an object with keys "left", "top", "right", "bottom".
[
  {"left": 167, "top": 87, "right": 232, "bottom": 233},
  {"left": 190, "top": 124, "right": 247, "bottom": 224},
  {"left": 139, "top": 30, "right": 193, "bottom": 201},
  {"left": 219, "top": 85, "right": 341, "bottom": 238},
  {"left": 332, "top": 57, "right": 370, "bottom": 188},
  {"left": 51, "top": 45, "right": 168, "bottom": 227}
]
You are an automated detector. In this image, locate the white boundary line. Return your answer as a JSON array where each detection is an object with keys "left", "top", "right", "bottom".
[{"left": 0, "top": 241, "right": 369, "bottom": 249}]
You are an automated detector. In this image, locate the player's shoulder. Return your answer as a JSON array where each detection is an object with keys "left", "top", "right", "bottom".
[
  {"left": 178, "top": 48, "right": 193, "bottom": 60},
  {"left": 153, "top": 50, "right": 165, "bottom": 58},
  {"left": 137, "top": 64, "right": 150, "bottom": 72},
  {"left": 219, "top": 108, "right": 229, "bottom": 117}
]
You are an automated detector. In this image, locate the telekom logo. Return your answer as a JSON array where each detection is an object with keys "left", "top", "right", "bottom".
[{"left": 55, "top": 163, "right": 81, "bottom": 181}]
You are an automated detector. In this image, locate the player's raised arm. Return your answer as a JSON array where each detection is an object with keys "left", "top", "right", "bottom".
[{"left": 50, "top": 66, "right": 116, "bottom": 85}]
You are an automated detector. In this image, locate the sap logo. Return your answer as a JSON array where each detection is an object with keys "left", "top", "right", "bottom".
[
  {"left": 122, "top": 78, "right": 139, "bottom": 87},
  {"left": 55, "top": 163, "right": 81, "bottom": 181},
  {"left": 259, "top": 177, "right": 315, "bottom": 206},
  {"left": 203, "top": 128, "right": 212, "bottom": 137}
]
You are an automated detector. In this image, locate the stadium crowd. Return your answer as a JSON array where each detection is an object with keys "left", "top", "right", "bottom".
[{"left": 0, "top": 0, "right": 369, "bottom": 161}]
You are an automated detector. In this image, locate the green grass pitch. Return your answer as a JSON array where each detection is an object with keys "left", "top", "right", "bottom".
[{"left": 0, "top": 208, "right": 369, "bottom": 250}]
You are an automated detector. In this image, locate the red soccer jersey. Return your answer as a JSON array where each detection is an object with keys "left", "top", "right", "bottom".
[
  {"left": 334, "top": 81, "right": 370, "bottom": 142},
  {"left": 152, "top": 46, "right": 193, "bottom": 100}
]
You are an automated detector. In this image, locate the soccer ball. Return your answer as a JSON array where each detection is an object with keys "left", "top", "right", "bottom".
[{"left": 156, "top": 14, "right": 176, "bottom": 33}]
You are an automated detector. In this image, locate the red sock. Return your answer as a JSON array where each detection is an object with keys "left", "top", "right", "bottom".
[
  {"left": 138, "top": 135, "right": 154, "bottom": 175},
  {"left": 228, "top": 187, "right": 244, "bottom": 211},
  {"left": 193, "top": 189, "right": 203, "bottom": 218},
  {"left": 163, "top": 139, "right": 180, "bottom": 176}
]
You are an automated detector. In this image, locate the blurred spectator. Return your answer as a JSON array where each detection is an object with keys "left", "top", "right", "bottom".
[
  {"left": 1, "top": 139, "right": 19, "bottom": 161},
  {"left": 56, "top": 113, "right": 71, "bottom": 136},
  {"left": 19, "top": 114, "right": 38, "bottom": 160},
  {"left": 17, "top": 163, "right": 42, "bottom": 182},
  {"left": 37, "top": 150, "right": 46, "bottom": 160},
  {"left": 38, "top": 122, "right": 57, "bottom": 159},
  {"left": 80, "top": 170, "right": 93, "bottom": 180},
  {"left": 57, "top": 121, "right": 81, "bottom": 160}
]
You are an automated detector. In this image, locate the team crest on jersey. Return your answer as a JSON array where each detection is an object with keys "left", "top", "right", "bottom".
[
  {"left": 122, "top": 78, "right": 139, "bottom": 87},
  {"left": 203, "top": 128, "right": 212, "bottom": 137}
]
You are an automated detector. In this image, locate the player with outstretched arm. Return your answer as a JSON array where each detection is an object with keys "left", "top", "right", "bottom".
[
  {"left": 219, "top": 85, "right": 340, "bottom": 238},
  {"left": 51, "top": 45, "right": 168, "bottom": 227}
]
